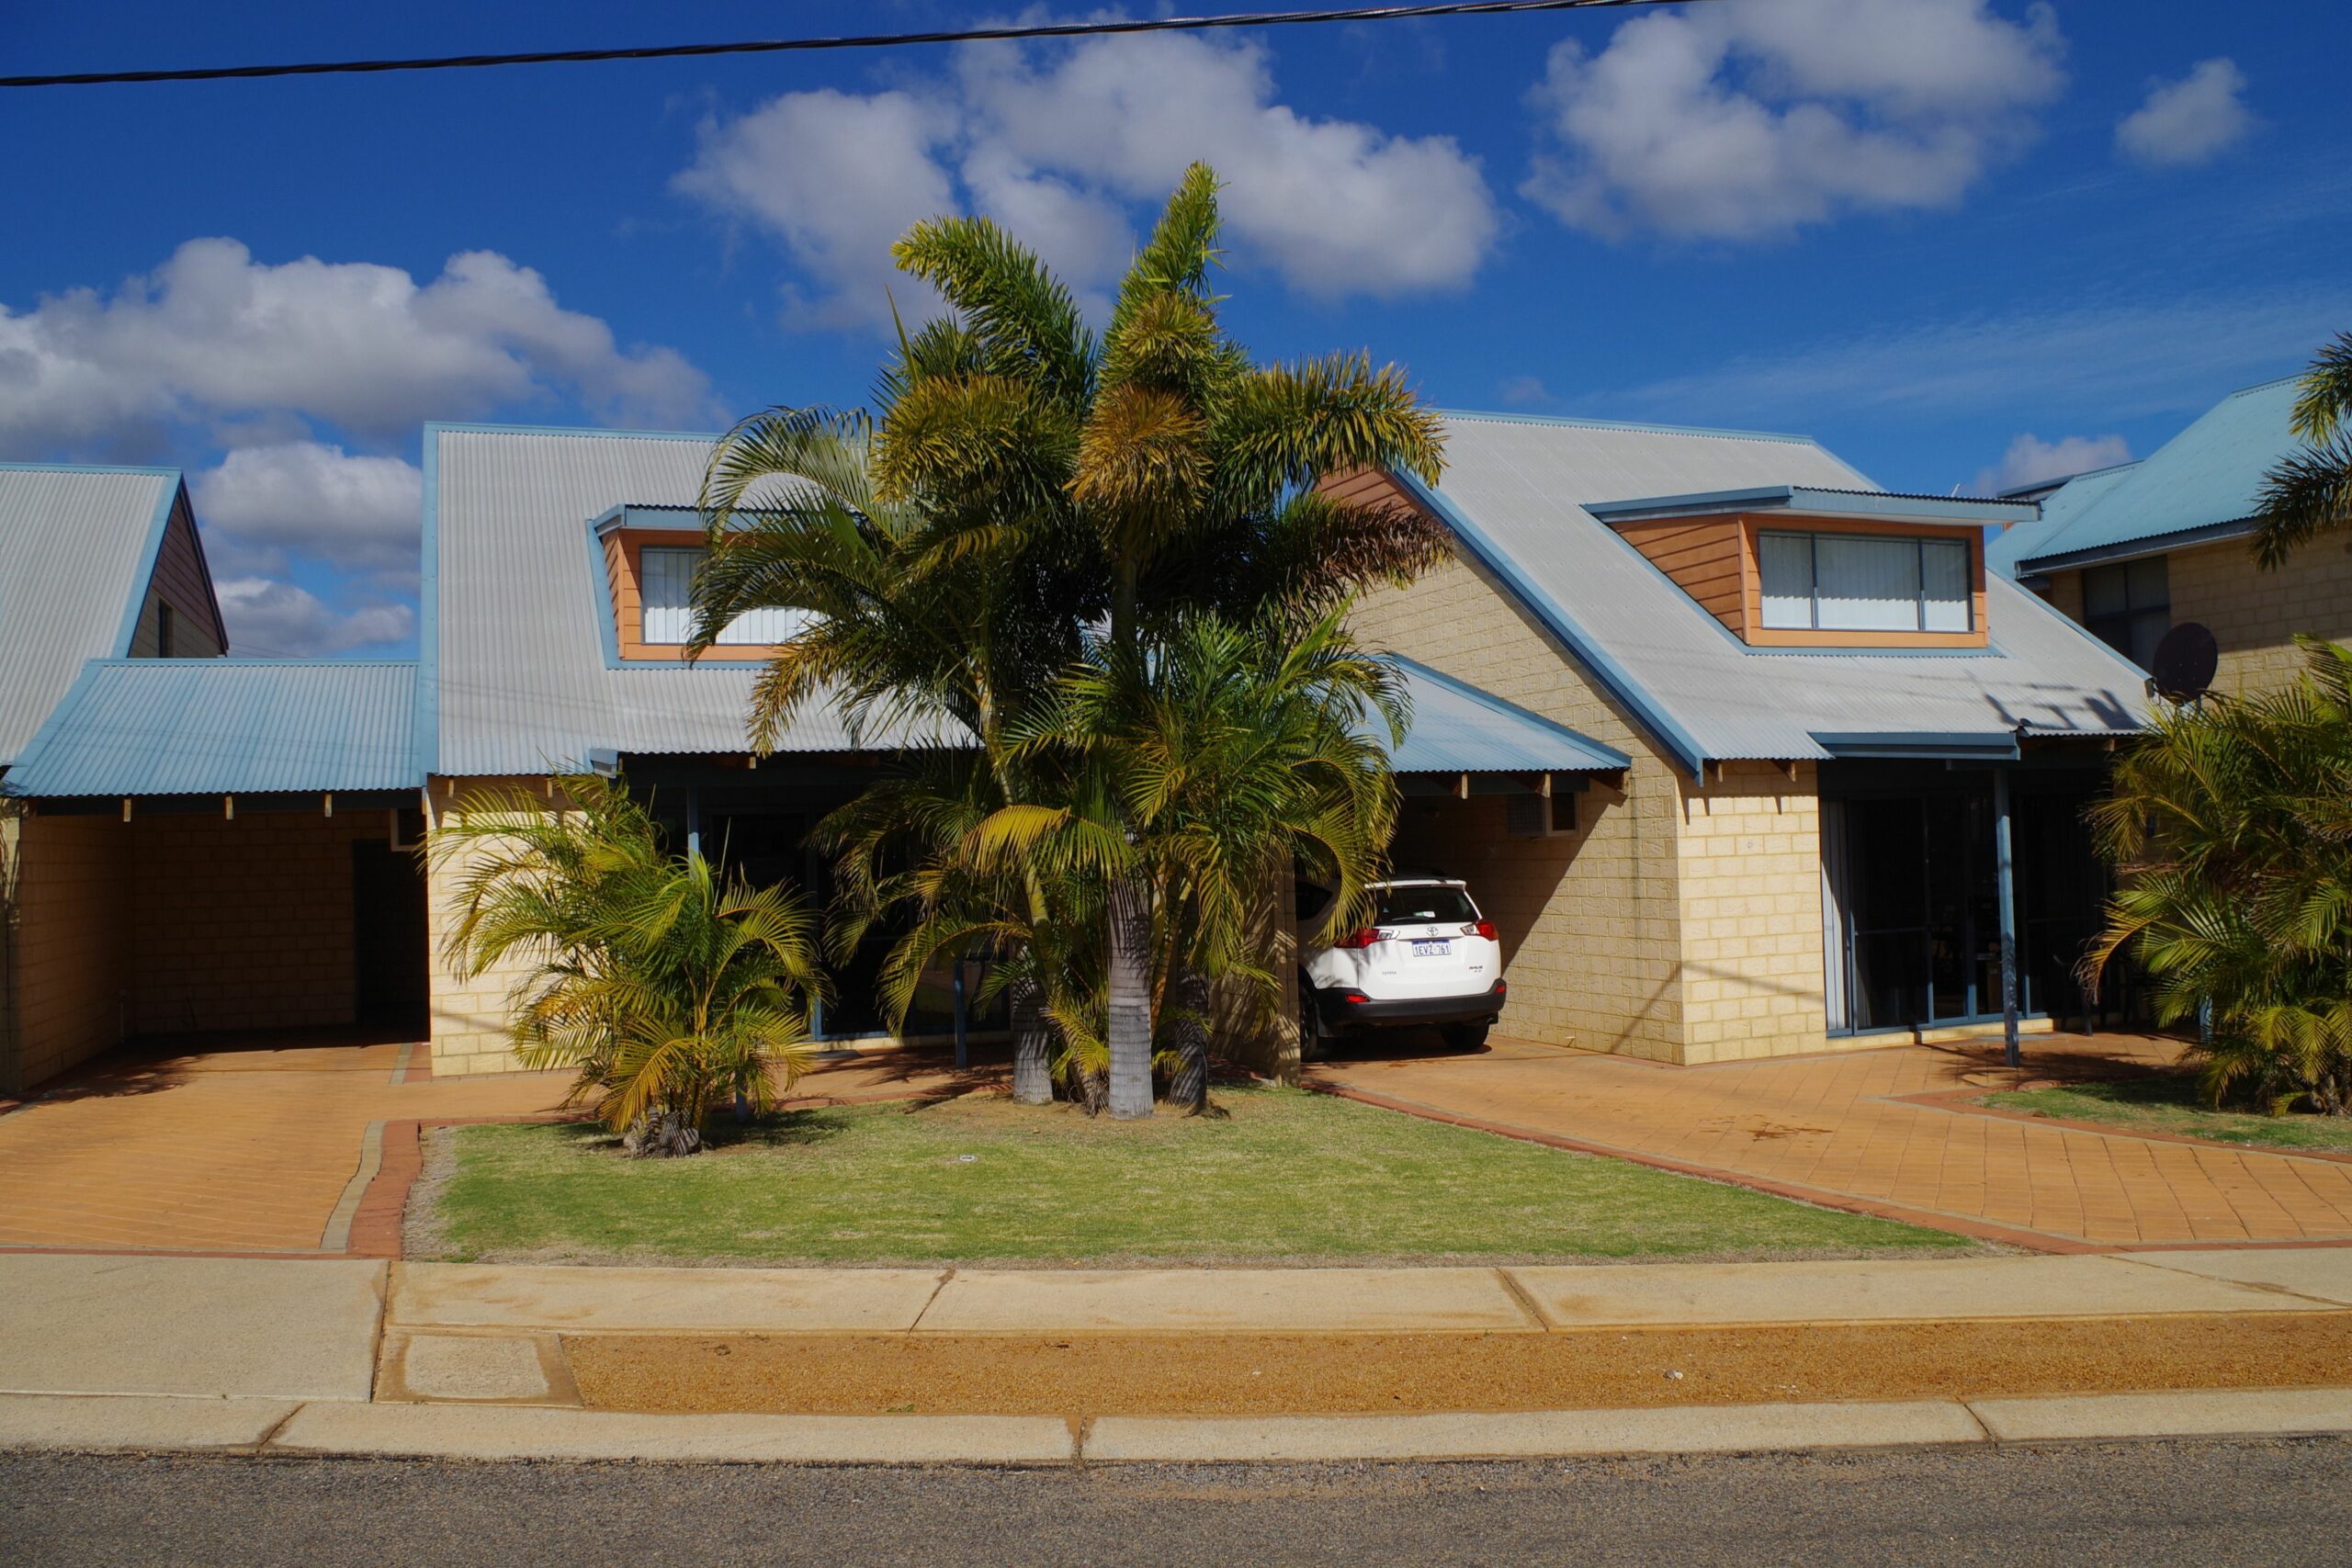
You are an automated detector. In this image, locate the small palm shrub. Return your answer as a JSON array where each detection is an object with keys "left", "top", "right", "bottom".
[
  {"left": 2084, "top": 640, "right": 2352, "bottom": 1112},
  {"left": 433, "top": 774, "right": 827, "bottom": 1152}
]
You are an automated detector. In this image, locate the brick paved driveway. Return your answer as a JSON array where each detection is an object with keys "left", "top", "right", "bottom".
[
  {"left": 1309, "top": 1033, "right": 2352, "bottom": 1250},
  {"left": 0, "top": 1035, "right": 984, "bottom": 1257}
]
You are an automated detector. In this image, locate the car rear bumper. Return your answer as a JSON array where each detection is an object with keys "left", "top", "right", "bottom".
[{"left": 1311, "top": 983, "right": 1506, "bottom": 1030}]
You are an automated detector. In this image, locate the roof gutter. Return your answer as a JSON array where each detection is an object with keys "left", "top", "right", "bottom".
[{"left": 2018, "top": 516, "right": 2256, "bottom": 576}]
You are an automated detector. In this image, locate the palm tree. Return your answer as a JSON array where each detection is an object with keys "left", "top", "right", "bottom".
[
  {"left": 1002, "top": 608, "right": 1406, "bottom": 1113},
  {"left": 873, "top": 163, "right": 1447, "bottom": 1117},
  {"left": 2252, "top": 331, "right": 2352, "bottom": 567},
  {"left": 434, "top": 773, "right": 827, "bottom": 1151},
  {"left": 2081, "top": 639, "right": 2352, "bottom": 1112}
]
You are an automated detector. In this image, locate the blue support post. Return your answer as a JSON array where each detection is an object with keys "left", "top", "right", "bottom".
[
  {"left": 953, "top": 957, "right": 969, "bottom": 1070},
  {"left": 1994, "top": 765, "right": 2020, "bottom": 1069}
]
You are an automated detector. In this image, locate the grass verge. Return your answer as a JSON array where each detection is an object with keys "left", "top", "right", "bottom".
[
  {"left": 1982, "top": 1076, "right": 2352, "bottom": 1154},
  {"left": 420, "top": 1084, "right": 1971, "bottom": 1267}
]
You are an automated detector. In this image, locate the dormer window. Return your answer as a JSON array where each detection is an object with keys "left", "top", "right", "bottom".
[
  {"left": 593, "top": 505, "right": 803, "bottom": 661},
  {"left": 1758, "top": 532, "right": 1973, "bottom": 634},
  {"left": 639, "top": 546, "right": 799, "bottom": 646},
  {"left": 1585, "top": 485, "right": 2029, "bottom": 652}
]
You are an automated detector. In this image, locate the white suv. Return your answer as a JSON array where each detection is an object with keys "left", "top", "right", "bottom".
[{"left": 1297, "top": 875, "right": 1507, "bottom": 1055}]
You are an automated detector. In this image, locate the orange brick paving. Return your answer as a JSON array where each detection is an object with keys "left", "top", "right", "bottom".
[
  {"left": 0, "top": 1035, "right": 989, "bottom": 1257},
  {"left": 1308, "top": 1033, "right": 2352, "bottom": 1250}
]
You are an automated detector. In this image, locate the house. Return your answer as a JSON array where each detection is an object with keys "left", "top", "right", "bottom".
[
  {"left": 1341, "top": 412, "right": 2147, "bottom": 1065},
  {"left": 0, "top": 411, "right": 2152, "bottom": 1090},
  {"left": 1988, "top": 375, "right": 2351, "bottom": 696},
  {"left": 0, "top": 463, "right": 231, "bottom": 1090}
]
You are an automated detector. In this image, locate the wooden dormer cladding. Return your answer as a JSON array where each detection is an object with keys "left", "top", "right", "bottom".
[{"left": 1609, "top": 512, "right": 1990, "bottom": 650}]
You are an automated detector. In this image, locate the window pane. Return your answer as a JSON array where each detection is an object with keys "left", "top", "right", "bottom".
[
  {"left": 2126, "top": 607, "right": 2171, "bottom": 669},
  {"left": 2082, "top": 561, "right": 2131, "bottom": 617},
  {"left": 1815, "top": 535, "right": 1921, "bottom": 631},
  {"left": 2126, "top": 554, "right": 2169, "bottom": 610},
  {"left": 1921, "top": 539, "right": 1971, "bottom": 632},
  {"left": 1374, "top": 886, "right": 1479, "bottom": 925},
  {"left": 1758, "top": 534, "right": 1814, "bottom": 628},
  {"left": 640, "top": 547, "right": 701, "bottom": 644}
]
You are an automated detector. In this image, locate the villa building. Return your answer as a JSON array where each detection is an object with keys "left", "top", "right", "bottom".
[{"left": 0, "top": 411, "right": 2151, "bottom": 1090}]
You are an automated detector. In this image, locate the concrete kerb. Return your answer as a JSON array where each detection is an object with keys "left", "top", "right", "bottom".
[{"left": 6, "top": 1389, "right": 2352, "bottom": 1466}]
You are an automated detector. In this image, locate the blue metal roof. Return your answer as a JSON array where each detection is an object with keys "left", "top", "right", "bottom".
[
  {"left": 1985, "top": 461, "right": 2140, "bottom": 577},
  {"left": 2003, "top": 377, "right": 2305, "bottom": 571},
  {"left": 3, "top": 660, "right": 420, "bottom": 797},
  {"left": 1382, "top": 657, "right": 1631, "bottom": 774},
  {"left": 1585, "top": 484, "right": 2036, "bottom": 526}
]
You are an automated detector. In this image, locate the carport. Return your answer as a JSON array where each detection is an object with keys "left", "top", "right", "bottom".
[{"left": 0, "top": 659, "right": 424, "bottom": 1089}]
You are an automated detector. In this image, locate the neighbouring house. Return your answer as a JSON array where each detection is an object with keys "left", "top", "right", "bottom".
[
  {"left": 0, "top": 464, "right": 231, "bottom": 1090},
  {"left": 1988, "top": 375, "right": 2352, "bottom": 696},
  {"left": 0, "top": 411, "right": 2154, "bottom": 1090}
]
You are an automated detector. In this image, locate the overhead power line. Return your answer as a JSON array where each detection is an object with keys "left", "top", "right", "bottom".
[{"left": 0, "top": 0, "right": 1708, "bottom": 90}]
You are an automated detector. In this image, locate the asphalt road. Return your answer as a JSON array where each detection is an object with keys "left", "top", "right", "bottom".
[{"left": 4, "top": 1439, "right": 2349, "bottom": 1565}]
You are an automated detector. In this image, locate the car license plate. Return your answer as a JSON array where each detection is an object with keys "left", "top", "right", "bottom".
[{"left": 1411, "top": 940, "right": 1452, "bottom": 956}]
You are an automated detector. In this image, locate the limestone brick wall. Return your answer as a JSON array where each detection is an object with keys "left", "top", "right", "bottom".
[
  {"left": 2169, "top": 535, "right": 2352, "bottom": 697},
  {"left": 1351, "top": 552, "right": 1690, "bottom": 1063},
  {"left": 1674, "top": 761, "right": 1829, "bottom": 1064},
  {"left": 424, "top": 777, "right": 561, "bottom": 1077},
  {"left": 5, "top": 813, "right": 133, "bottom": 1089},
  {"left": 128, "top": 809, "right": 385, "bottom": 1035}
]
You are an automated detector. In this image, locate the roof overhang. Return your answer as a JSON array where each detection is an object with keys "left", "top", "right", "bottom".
[
  {"left": 1811, "top": 730, "right": 2021, "bottom": 761},
  {"left": 1585, "top": 485, "right": 2037, "bottom": 528},
  {"left": 2016, "top": 516, "right": 2255, "bottom": 576},
  {"left": 1379, "top": 657, "right": 1632, "bottom": 779}
]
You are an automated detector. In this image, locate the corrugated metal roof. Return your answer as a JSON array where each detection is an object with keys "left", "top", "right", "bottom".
[
  {"left": 1986, "top": 461, "right": 2140, "bottom": 576},
  {"left": 2002, "top": 377, "right": 2304, "bottom": 570},
  {"left": 0, "top": 465, "right": 177, "bottom": 764},
  {"left": 430, "top": 425, "right": 953, "bottom": 776},
  {"left": 1414, "top": 413, "right": 2149, "bottom": 770},
  {"left": 3, "top": 660, "right": 417, "bottom": 797},
  {"left": 1384, "top": 657, "right": 1630, "bottom": 774}
]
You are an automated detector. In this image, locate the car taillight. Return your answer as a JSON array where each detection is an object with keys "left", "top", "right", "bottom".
[
  {"left": 1464, "top": 919, "right": 1496, "bottom": 940},
  {"left": 1337, "top": 927, "right": 1388, "bottom": 949}
]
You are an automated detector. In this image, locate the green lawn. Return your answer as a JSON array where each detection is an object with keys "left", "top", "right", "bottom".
[
  {"left": 1983, "top": 1076, "right": 2352, "bottom": 1154},
  {"left": 419, "top": 1085, "right": 1972, "bottom": 1267}
]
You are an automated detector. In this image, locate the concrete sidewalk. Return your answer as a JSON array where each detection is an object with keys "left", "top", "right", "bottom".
[{"left": 9, "top": 1249, "right": 2352, "bottom": 1466}]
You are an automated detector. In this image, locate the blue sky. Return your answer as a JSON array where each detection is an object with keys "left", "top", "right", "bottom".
[{"left": 4, "top": 1, "right": 2346, "bottom": 657}]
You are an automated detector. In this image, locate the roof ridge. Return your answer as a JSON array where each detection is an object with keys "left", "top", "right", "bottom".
[
  {"left": 2226, "top": 372, "right": 2310, "bottom": 399},
  {"left": 0, "top": 460, "right": 181, "bottom": 479},
  {"left": 1433, "top": 409, "right": 1822, "bottom": 446},
  {"left": 429, "top": 421, "right": 725, "bottom": 443}
]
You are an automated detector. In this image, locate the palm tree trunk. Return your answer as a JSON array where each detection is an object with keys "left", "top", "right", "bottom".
[
  {"left": 1105, "top": 870, "right": 1156, "bottom": 1119},
  {"left": 1009, "top": 969, "right": 1053, "bottom": 1106},
  {"left": 1168, "top": 966, "right": 1211, "bottom": 1115}
]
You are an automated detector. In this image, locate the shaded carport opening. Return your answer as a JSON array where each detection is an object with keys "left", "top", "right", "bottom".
[{"left": 21, "top": 789, "right": 430, "bottom": 1048}]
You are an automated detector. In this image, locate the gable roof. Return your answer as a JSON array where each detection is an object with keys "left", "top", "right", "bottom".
[
  {"left": 428, "top": 424, "right": 956, "bottom": 777},
  {"left": 0, "top": 464, "right": 182, "bottom": 765},
  {"left": 1985, "top": 460, "right": 2140, "bottom": 577},
  {"left": 3, "top": 660, "right": 417, "bottom": 798},
  {"left": 1383, "top": 657, "right": 1630, "bottom": 774},
  {"left": 1408, "top": 413, "right": 2149, "bottom": 774},
  {"left": 1991, "top": 376, "right": 2305, "bottom": 574}
]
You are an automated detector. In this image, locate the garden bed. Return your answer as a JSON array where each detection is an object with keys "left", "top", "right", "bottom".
[{"left": 412, "top": 1084, "right": 1975, "bottom": 1267}]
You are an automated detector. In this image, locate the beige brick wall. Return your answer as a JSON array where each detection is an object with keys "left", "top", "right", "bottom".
[
  {"left": 2171, "top": 535, "right": 2352, "bottom": 697},
  {"left": 424, "top": 778, "right": 561, "bottom": 1077},
  {"left": 1675, "top": 761, "right": 1828, "bottom": 1064},
  {"left": 128, "top": 809, "right": 385, "bottom": 1035},
  {"left": 1352, "top": 552, "right": 1692, "bottom": 1063},
  {"left": 4, "top": 812, "right": 134, "bottom": 1089}
]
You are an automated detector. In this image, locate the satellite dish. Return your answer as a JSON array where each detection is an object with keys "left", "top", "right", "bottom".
[{"left": 2149, "top": 622, "right": 2218, "bottom": 701}]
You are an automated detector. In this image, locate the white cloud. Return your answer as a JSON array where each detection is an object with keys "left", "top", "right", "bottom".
[
  {"left": 1496, "top": 374, "right": 1554, "bottom": 407},
  {"left": 676, "top": 31, "right": 1498, "bottom": 328},
  {"left": 191, "top": 441, "right": 423, "bottom": 581},
  {"left": 0, "top": 239, "right": 714, "bottom": 454},
  {"left": 213, "top": 577, "right": 413, "bottom": 658},
  {"left": 1523, "top": 0, "right": 2065, "bottom": 240},
  {"left": 1971, "top": 432, "right": 2132, "bottom": 495},
  {"left": 1604, "top": 285, "right": 2352, "bottom": 426},
  {"left": 2117, "top": 58, "right": 2254, "bottom": 168}
]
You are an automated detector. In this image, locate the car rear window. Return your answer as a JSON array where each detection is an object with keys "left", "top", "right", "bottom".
[{"left": 1375, "top": 886, "right": 1477, "bottom": 925}]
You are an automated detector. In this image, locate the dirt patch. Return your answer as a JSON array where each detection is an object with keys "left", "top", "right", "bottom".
[{"left": 563, "top": 1311, "right": 2352, "bottom": 1417}]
